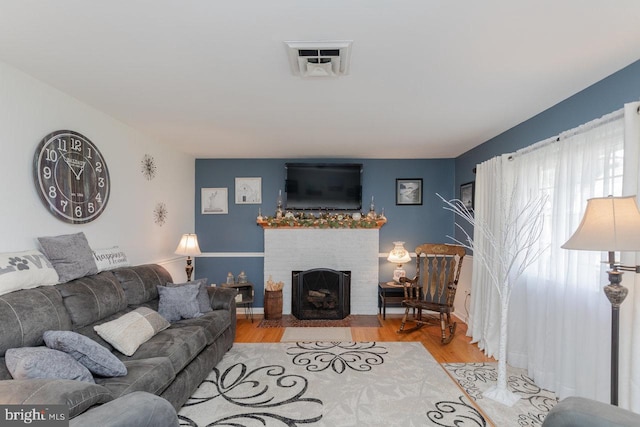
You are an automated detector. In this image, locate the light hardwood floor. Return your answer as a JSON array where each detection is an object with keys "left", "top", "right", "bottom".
[{"left": 234, "top": 314, "right": 493, "bottom": 364}]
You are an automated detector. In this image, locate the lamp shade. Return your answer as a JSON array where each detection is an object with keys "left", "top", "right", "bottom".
[
  {"left": 387, "top": 241, "right": 411, "bottom": 264},
  {"left": 562, "top": 196, "right": 640, "bottom": 252},
  {"left": 175, "top": 233, "right": 202, "bottom": 256}
]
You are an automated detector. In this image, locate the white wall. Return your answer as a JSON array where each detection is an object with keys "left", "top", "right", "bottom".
[{"left": 0, "top": 61, "right": 194, "bottom": 280}]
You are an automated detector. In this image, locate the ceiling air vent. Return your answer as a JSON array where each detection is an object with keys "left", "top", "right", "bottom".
[{"left": 285, "top": 41, "right": 353, "bottom": 77}]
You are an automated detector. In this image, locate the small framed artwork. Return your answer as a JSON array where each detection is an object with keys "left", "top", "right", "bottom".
[
  {"left": 396, "top": 178, "right": 423, "bottom": 205},
  {"left": 201, "top": 188, "right": 228, "bottom": 214},
  {"left": 460, "top": 182, "right": 475, "bottom": 210},
  {"left": 235, "top": 177, "right": 262, "bottom": 204}
]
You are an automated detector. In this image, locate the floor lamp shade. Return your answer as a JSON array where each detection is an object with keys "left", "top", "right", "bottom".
[
  {"left": 562, "top": 195, "right": 640, "bottom": 406},
  {"left": 175, "top": 234, "right": 202, "bottom": 281},
  {"left": 562, "top": 196, "right": 640, "bottom": 252}
]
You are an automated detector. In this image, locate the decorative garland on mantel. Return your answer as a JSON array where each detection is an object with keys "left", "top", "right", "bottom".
[{"left": 257, "top": 212, "right": 386, "bottom": 229}]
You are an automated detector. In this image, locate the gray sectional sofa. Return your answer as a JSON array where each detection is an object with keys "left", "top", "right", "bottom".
[{"left": 0, "top": 264, "right": 237, "bottom": 426}]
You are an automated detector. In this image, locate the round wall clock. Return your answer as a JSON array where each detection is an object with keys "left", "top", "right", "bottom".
[{"left": 33, "top": 130, "right": 110, "bottom": 224}]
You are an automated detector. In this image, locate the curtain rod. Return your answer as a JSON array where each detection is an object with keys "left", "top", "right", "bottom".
[{"left": 508, "top": 107, "right": 624, "bottom": 160}]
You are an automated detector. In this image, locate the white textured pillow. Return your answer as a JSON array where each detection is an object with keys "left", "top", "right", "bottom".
[
  {"left": 0, "top": 250, "right": 59, "bottom": 296},
  {"left": 93, "top": 307, "right": 170, "bottom": 356},
  {"left": 92, "top": 246, "right": 130, "bottom": 272}
]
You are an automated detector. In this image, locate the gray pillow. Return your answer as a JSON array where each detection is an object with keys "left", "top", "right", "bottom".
[
  {"left": 37, "top": 232, "right": 98, "bottom": 283},
  {"left": 43, "top": 330, "right": 127, "bottom": 377},
  {"left": 166, "top": 278, "right": 212, "bottom": 313},
  {"left": 5, "top": 347, "right": 94, "bottom": 383},
  {"left": 157, "top": 283, "right": 203, "bottom": 322}
]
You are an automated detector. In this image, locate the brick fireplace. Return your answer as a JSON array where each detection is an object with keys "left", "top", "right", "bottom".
[{"left": 263, "top": 228, "right": 379, "bottom": 315}]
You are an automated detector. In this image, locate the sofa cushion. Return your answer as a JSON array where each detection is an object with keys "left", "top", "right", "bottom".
[
  {"left": 92, "top": 246, "right": 131, "bottom": 272},
  {"left": 56, "top": 272, "right": 127, "bottom": 328},
  {"left": 0, "top": 249, "right": 59, "bottom": 296},
  {"left": 96, "top": 357, "right": 175, "bottom": 398},
  {"left": 165, "top": 278, "right": 212, "bottom": 314},
  {"left": 94, "top": 308, "right": 170, "bottom": 356},
  {"left": 157, "top": 283, "right": 203, "bottom": 322},
  {"left": 121, "top": 326, "right": 207, "bottom": 373},
  {"left": 0, "top": 379, "right": 114, "bottom": 419},
  {"left": 0, "top": 286, "right": 72, "bottom": 357},
  {"left": 170, "top": 310, "right": 231, "bottom": 345},
  {"left": 111, "top": 264, "right": 173, "bottom": 306},
  {"left": 5, "top": 347, "right": 94, "bottom": 383},
  {"left": 37, "top": 232, "right": 98, "bottom": 283},
  {"left": 43, "top": 330, "right": 127, "bottom": 377}
]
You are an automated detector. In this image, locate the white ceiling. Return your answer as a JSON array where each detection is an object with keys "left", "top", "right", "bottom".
[{"left": 1, "top": 1, "right": 640, "bottom": 159}]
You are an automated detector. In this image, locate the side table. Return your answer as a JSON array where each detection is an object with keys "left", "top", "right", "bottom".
[
  {"left": 222, "top": 282, "right": 254, "bottom": 322},
  {"left": 378, "top": 281, "right": 406, "bottom": 319}
]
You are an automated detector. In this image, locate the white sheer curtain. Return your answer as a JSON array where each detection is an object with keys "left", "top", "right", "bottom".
[{"left": 468, "top": 105, "right": 640, "bottom": 404}]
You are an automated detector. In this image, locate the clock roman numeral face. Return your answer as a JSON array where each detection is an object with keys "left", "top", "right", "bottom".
[{"left": 33, "top": 130, "right": 110, "bottom": 224}]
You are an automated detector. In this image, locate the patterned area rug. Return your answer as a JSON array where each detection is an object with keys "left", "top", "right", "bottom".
[
  {"left": 178, "top": 342, "right": 486, "bottom": 426},
  {"left": 258, "top": 314, "right": 381, "bottom": 328},
  {"left": 443, "top": 362, "right": 558, "bottom": 426}
]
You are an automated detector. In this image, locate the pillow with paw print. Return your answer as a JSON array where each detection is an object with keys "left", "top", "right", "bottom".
[{"left": 0, "top": 250, "right": 60, "bottom": 296}]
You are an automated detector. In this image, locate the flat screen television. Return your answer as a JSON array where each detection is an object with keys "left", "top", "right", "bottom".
[{"left": 285, "top": 163, "right": 363, "bottom": 210}]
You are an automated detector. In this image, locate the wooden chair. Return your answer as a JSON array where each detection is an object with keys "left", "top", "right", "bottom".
[{"left": 397, "top": 243, "right": 466, "bottom": 344}]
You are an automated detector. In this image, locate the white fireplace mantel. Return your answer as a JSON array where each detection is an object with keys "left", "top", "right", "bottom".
[{"left": 263, "top": 228, "right": 380, "bottom": 315}]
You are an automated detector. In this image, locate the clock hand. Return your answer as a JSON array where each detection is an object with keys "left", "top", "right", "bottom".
[{"left": 62, "top": 156, "right": 86, "bottom": 181}]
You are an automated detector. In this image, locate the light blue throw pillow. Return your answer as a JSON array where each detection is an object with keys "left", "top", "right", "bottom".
[
  {"left": 157, "top": 283, "right": 203, "bottom": 322},
  {"left": 166, "top": 278, "right": 212, "bottom": 313},
  {"left": 43, "top": 330, "right": 127, "bottom": 377},
  {"left": 5, "top": 347, "right": 94, "bottom": 383}
]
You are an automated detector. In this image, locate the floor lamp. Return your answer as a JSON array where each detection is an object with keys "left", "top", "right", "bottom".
[{"left": 562, "top": 196, "right": 640, "bottom": 406}]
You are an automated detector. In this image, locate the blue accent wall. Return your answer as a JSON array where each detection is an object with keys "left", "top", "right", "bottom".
[
  {"left": 455, "top": 58, "right": 640, "bottom": 193},
  {"left": 194, "top": 158, "right": 455, "bottom": 307},
  {"left": 454, "top": 58, "right": 640, "bottom": 242}
]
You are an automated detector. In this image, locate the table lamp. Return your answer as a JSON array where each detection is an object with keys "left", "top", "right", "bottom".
[
  {"left": 562, "top": 195, "right": 640, "bottom": 405},
  {"left": 175, "top": 233, "right": 202, "bottom": 281},
  {"left": 387, "top": 241, "right": 411, "bottom": 281}
]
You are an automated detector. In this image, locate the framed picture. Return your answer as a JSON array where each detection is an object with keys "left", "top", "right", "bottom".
[
  {"left": 235, "top": 177, "right": 262, "bottom": 204},
  {"left": 396, "top": 178, "right": 423, "bottom": 205},
  {"left": 460, "top": 182, "right": 475, "bottom": 210},
  {"left": 201, "top": 188, "right": 228, "bottom": 214}
]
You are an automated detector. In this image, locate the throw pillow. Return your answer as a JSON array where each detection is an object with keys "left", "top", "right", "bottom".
[
  {"left": 5, "top": 347, "right": 94, "bottom": 383},
  {"left": 0, "top": 249, "right": 59, "bottom": 295},
  {"left": 37, "top": 232, "right": 98, "bottom": 283},
  {"left": 157, "top": 283, "right": 203, "bottom": 322},
  {"left": 165, "top": 278, "right": 212, "bottom": 314},
  {"left": 43, "top": 330, "right": 127, "bottom": 377},
  {"left": 93, "top": 307, "right": 170, "bottom": 356},
  {"left": 92, "top": 246, "right": 130, "bottom": 272}
]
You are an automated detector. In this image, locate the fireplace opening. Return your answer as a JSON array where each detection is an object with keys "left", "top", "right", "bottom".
[{"left": 292, "top": 268, "right": 351, "bottom": 320}]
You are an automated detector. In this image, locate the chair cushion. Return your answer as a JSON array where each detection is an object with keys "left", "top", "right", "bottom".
[
  {"left": 94, "top": 308, "right": 170, "bottom": 356},
  {"left": 43, "top": 330, "right": 126, "bottom": 377},
  {"left": 5, "top": 347, "right": 94, "bottom": 383}
]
